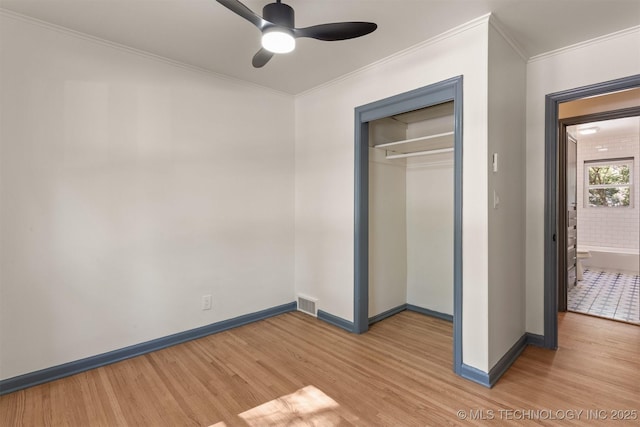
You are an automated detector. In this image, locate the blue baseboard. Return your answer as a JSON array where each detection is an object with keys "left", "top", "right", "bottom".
[
  {"left": 317, "top": 310, "right": 355, "bottom": 332},
  {"left": 0, "top": 302, "right": 297, "bottom": 396},
  {"left": 460, "top": 363, "right": 491, "bottom": 387},
  {"left": 526, "top": 332, "right": 545, "bottom": 347},
  {"left": 367, "top": 304, "right": 454, "bottom": 326},
  {"left": 488, "top": 333, "right": 528, "bottom": 387},
  {"left": 368, "top": 304, "right": 407, "bottom": 325},
  {"left": 461, "top": 332, "right": 533, "bottom": 389},
  {"left": 406, "top": 304, "right": 453, "bottom": 322}
]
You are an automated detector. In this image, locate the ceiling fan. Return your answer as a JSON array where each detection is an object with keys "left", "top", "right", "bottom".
[{"left": 216, "top": 0, "right": 378, "bottom": 68}]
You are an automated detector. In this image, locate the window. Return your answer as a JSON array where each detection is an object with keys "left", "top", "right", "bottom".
[{"left": 584, "top": 158, "right": 633, "bottom": 207}]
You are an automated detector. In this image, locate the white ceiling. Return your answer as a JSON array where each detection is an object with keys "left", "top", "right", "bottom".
[
  {"left": 573, "top": 116, "right": 640, "bottom": 140},
  {"left": 1, "top": 0, "right": 639, "bottom": 94}
]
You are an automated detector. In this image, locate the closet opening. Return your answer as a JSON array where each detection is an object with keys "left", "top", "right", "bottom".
[{"left": 354, "top": 76, "right": 463, "bottom": 374}]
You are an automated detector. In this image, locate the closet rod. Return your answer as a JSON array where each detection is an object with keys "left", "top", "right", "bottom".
[
  {"left": 374, "top": 131, "right": 454, "bottom": 149},
  {"left": 385, "top": 147, "right": 453, "bottom": 160}
]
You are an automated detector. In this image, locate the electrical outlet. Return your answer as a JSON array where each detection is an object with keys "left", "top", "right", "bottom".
[{"left": 202, "top": 294, "right": 212, "bottom": 311}]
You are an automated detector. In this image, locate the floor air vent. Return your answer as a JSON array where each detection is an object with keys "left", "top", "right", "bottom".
[{"left": 297, "top": 295, "right": 318, "bottom": 317}]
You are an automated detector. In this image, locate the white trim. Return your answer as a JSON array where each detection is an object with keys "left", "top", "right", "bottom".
[
  {"left": 296, "top": 14, "right": 492, "bottom": 98},
  {"left": 488, "top": 15, "right": 528, "bottom": 61},
  {"left": 0, "top": 8, "right": 292, "bottom": 99},
  {"left": 528, "top": 25, "right": 640, "bottom": 64}
]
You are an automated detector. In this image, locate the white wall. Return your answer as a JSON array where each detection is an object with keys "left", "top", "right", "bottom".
[
  {"left": 525, "top": 27, "right": 640, "bottom": 334},
  {"left": 486, "top": 25, "right": 527, "bottom": 368},
  {"left": 577, "top": 126, "right": 640, "bottom": 250},
  {"left": 406, "top": 155, "right": 454, "bottom": 315},
  {"left": 295, "top": 17, "right": 490, "bottom": 371},
  {"left": 369, "top": 112, "right": 454, "bottom": 318},
  {"left": 8, "top": 9, "right": 619, "bottom": 381},
  {"left": 0, "top": 14, "right": 295, "bottom": 380},
  {"left": 369, "top": 150, "right": 407, "bottom": 316}
]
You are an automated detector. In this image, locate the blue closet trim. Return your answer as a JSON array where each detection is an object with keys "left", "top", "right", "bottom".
[{"left": 353, "top": 76, "right": 464, "bottom": 377}]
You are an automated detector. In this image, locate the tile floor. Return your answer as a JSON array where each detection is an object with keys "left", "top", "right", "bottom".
[{"left": 568, "top": 269, "right": 640, "bottom": 324}]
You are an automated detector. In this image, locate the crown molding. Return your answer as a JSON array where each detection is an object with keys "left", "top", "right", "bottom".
[
  {"left": 528, "top": 25, "right": 640, "bottom": 64},
  {"left": 0, "top": 8, "right": 292, "bottom": 99},
  {"left": 488, "top": 14, "right": 528, "bottom": 61},
  {"left": 296, "top": 14, "right": 492, "bottom": 98}
]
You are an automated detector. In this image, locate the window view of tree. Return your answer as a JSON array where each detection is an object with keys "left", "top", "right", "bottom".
[{"left": 586, "top": 161, "right": 632, "bottom": 207}]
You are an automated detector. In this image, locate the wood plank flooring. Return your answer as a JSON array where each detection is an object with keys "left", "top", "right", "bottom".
[{"left": 1, "top": 311, "right": 639, "bottom": 426}]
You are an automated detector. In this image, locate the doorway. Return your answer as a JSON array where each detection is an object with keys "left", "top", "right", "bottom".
[
  {"left": 544, "top": 75, "right": 640, "bottom": 349},
  {"left": 354, "top": 76, "right": 463, "bottom": 373},
  {"left": 561, "top": 113, "right": 640, "bottom": 324}
]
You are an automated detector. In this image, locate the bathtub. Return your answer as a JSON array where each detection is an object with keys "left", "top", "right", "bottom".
[{"left": 578, "top": 245, "right": 640, "bottom": 274}]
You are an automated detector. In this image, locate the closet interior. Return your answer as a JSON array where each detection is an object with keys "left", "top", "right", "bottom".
[{"left": 368, "top": 101, "right": 455, "bottom": 319}]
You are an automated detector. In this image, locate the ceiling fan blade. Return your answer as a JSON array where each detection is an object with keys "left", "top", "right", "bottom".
[
  {"left": 216, "top": 0, "right": 268, "bottom": 30},
  {"left": 294, "top": 22, "right": 377, "bottom": 41},
  {"left": 252, "top": 48, "right": 275, "bottom": 68}
]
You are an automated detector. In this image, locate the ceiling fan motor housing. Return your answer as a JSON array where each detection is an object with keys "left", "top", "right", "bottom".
[
  {"left": 215, "top": 0, "right": 377, "bottom": 67},
  {"left": 263, "top": 1, "right": 295, "bottom": 28}
]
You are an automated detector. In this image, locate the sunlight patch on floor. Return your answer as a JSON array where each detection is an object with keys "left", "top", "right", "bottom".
[{"left": 210, "top": 385, "right": 354, "bottom": 426}]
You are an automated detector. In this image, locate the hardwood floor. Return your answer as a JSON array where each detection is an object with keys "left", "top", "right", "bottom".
[{"left": 1, "top": 311, "right": 639, "bottom": 426}]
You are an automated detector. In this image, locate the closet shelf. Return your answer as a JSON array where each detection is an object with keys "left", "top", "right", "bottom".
[
  {"left": 373, "top": 130, "right": 454, "bottom": 159},
  {"left": 373, "top": 131, "right": 454, "bottom": 150}
]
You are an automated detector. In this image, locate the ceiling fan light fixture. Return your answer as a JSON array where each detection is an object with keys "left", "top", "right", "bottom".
[
  {"left": 262, "top": 28, "right": 295, "bottom": 53},
  {"left": 216, "top": 0, "right": 377, "bottom": 67}
]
